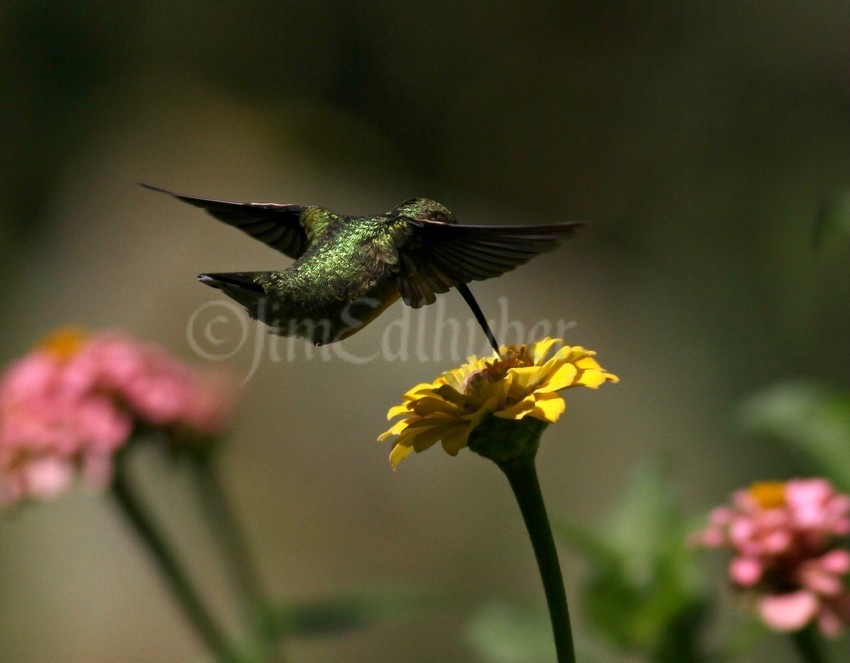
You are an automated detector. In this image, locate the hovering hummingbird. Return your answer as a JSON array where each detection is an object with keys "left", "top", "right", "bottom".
[{"left": 142, "top": 184, "right": 583, "bottom": 353}]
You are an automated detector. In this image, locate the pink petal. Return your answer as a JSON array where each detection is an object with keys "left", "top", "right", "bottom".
[
  {"left": 820, "top": 549, "right": 850, "bottom": 574},
  {"left": 799, "top": 564, "right": 844, "bottom": 597},
  {"left": 694, "top": 526, "right": 726, "bottom": 547},
  {"left": 787, "top": 479, "right": 834, "bottom": 528},
  {"left": 761, "top": 529, "right": 792, "bottom": 554},
  {"left": 729, "top": 518, "right": 756, "bottom": 545},
  {"left": 708, "top": 507, "right": 735, "bottom": 526},
  {"left": 730, "top": 557, "right": 763, "bottom": 586},
  {"left": 23, "top": 457, "right": 75, "bottom": 500},
  {"left": 758, "top": 591, "right": 819, "bottom": 632},
  {"left": 818, "top": 594, "right": 850, "bottom": 637}
]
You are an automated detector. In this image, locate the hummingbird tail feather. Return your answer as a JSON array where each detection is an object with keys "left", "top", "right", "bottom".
[
  {"left": 197, "top": 273, "right": 264, "bottom": 293},
  {"left": 456, "top": 284, "right": 501, "bottom": 356}
]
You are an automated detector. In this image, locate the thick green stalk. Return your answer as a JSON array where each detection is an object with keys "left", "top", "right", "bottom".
[
  {"left": 189, "top": 456, "right": 266, "bottom": 619},
  {"left": 111, "top": 461, "right": 237, "bottom": 662},
  {"left": 791, "top": 626, "right": 827, "bottom": 663},
  {"left": 189, "top": 455, "right": 284, "bottom": 661},
  {"left": 497, "top": 455, "right": 576, "bottom": 663}
]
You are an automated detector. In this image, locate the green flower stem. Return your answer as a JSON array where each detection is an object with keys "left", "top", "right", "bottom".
[
  {"left": 791, "top": 626, "right": 827, "bottom": 663},
  {"left": 111, "top": 460, "right": 237, "bottom": 663},
  {"left": 497, "top": 455, "right": 576, "bottom": 663},
  {"left": 189, "top": 455, "right": 284, "bottom": 661},
  {"left": 190, "top": 456, "right": 266, "bottom": 617}
]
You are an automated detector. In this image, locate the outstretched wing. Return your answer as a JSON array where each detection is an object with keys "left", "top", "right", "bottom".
[
  {"left": 394, "top": 219, "right": 584, "bottom": 308},
  {"left": 141, "top": 183, "right": 309, "bottom": 260}
]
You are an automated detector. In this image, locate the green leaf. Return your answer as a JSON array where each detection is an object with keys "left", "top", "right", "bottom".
[
  {"left": 202, "top": 592, "right": 435, "bottom": 663},
  {"left": 813, "top": 190, "right": 850, "bottom": 254},
  {"left": 553, "top": 519, "right": 621, "bottom": 569},
  {"left": 466, "top": 602, "right": 556, "bottom": 663},
  {"left": 554, "top": 461, "right": 712, "bottom": 661},
  {"left": 260, "top": 590, "right": 435, "bottom": 640},
  {"left": 604, "top": 462, "right": 681, "bottom": 584},
  {"left": 740, "top": 381, "right": 850, "bottom": 491}
]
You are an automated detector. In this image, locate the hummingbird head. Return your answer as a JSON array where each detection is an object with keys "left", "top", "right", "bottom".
[{"left": 392, "top": 198, "right": 457, "bottom": 225}]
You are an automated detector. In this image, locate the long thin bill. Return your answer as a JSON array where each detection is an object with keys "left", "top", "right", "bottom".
[{"left": 456, "top": 283, "right": 501, "bottom": 356}]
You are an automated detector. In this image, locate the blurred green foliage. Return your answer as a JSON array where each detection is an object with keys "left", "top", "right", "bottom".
[
  {"left": 467, "top": 463, "right": 713, "bottom": 662},
  {"left": 742, "top": 382, "right": 850, "bottom": 492},
  {"left": 556, "top": 463, "right": 711, "bottom": 662},
  {"left": 2, "top": 2, "right": 849, "bottom": 662},
  {"left": 467, "top": 602, "right": 556, "bottom": 663},
  {"left": 814, "top": 190, "right": 850, "bottom": 256}
]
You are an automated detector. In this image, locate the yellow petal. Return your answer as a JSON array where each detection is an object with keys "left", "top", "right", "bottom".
[
  {"left": 561, "top": 345, "right": 590, "bottom": 359},
  {"left": 530, "top": 392, "right": 566, "bottom": 422},
  {"left": 434, "top": 383, "right": 470, "bottom": 404},
  {"left": 411, "top": 423, "right": 457, "bottom": 452},
  {"left": 508, "top": 366, "right": 540, "bottom": 391},
  {"left": 528, "top": 356, "right": 562, "bottom": 388},
  {"left": 467, "top": 397, "right": 498, "bottom": 432},
  {"left": 576, "top": 367, "right": 619, "bottom": 388},
  {"left": 495, "top": 396, "right": 536, "bottom": 419},
  {"left": 531, "top": 337, "right": 563, "bottom": 363},
  {"left": 574, "top": 356, "right": 602, "bottom": 372},
  {"left": 385, "top": 426, "right": 423, "bottom": 448},
  {"left": 401, "top": 382, "right": 440, "bottom": 399},
  {"left": 538, "top": 363, "right": 579, "bottom": 392},
  {"left": 440, "top": 427, "right": 469, "bottom": 455},
  {"left": 379, "top": 337, "right": 616, "bottom": 465},
  {"left": 387, "top": 403, "right": 413, "bottom": 420},
  {"left": 486, "top": 376, "right": 511, "bottom": 406},
  {"left": 385, "top": 415, "right": 453, "bottom": 447},
  {"left": 390, "top": 443, "right": 415, "bottom": 467},
  {"left": 378, "top": 418, "right": 415, "bottom": 442},
  {"left": 412, "top": 396, "right": 465, "bottom": 417}
]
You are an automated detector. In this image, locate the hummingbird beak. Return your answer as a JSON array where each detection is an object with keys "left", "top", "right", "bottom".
[
  {"left": 456, "top": 284, "right": 502, "bottom": 357},
  {"left": 198, "top": 274, "right": 219, "bottom": 288}
]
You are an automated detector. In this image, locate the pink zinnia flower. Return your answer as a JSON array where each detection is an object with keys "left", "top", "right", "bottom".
[
  {"left": 0, "top": 328, "right": 235, "bottom": 507},
  {"left": 694, "top": 479, "right": 850, "bottom": 636}
]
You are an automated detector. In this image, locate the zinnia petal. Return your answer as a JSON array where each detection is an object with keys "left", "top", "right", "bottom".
[
  {"left": 495, "top": 396, "right": 537, "bottom": 420},
  {"left": 378, "top": 418, "right": 412, "bottom": 442},
  {"left": 440, "top": 427, "right": 470, "bottom": 456},
  {"left": 758, "top": 591, "right": 819, "bottom": 632},
  {"left": 379, "top": 338, "right": 616, "bottom": 465},
  {"left": 730, "top": 556, "right": 763, "bottom": 586},
  {"left": 411, "top": 396, "right": 465, "bottom": 417},
  {"left": 694, "top": 478, "right": 850, "bottom": 635},
  {"left": 389, "top": 443, "right": 415, "bottom": 468},
  {"left": 538, "top": 363, "right": 580, "bottom": 392},
  {"left": 0, "top": 328, "right": 237, "bottom": 506},
  {"left": 530, "top": 337, "right": 562, "bottom": 363},
  {"left": 530, "top": 392, "right": 567, "bottom": 422}
]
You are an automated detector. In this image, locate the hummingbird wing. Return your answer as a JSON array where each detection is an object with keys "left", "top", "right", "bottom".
[
  {"left": 141, "top": 184, "right": 310, "bottom": 259},
  {"left": 393, "top": 220, "right": 584, "bottom": 308}
]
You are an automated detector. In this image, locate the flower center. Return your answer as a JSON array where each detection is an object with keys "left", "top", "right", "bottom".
[
  {"left": 461, "top": 347, "right": 534, "bottom": 395},
  {"left": 748, "top": 481, "right": 787, "bottom": 509},
  {"left": 36, "top": 326, "right": 88, "bottom": 360}
]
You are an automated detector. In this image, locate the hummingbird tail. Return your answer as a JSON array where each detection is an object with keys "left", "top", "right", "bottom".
[
  {"left": 456, "top": 284, "right": 501, "bottom": 357},
  {"left": 198, "top": 273, "right": 264, "bottom": 293}
]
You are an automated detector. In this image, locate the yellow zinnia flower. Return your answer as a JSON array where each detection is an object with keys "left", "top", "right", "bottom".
[{"left": 379, "top": 338, "right": 618, "bottom": 467}]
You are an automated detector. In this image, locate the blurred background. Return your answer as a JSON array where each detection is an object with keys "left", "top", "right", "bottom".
[{"left": 1, "top": 2, "right": 848, "bottom": 661}]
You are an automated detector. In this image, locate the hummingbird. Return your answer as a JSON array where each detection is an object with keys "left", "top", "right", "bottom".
[{"left": 142, "top": 184, "right": 583, "bottom": 353}]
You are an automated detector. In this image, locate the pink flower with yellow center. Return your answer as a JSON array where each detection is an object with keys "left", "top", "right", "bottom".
[
  {"left": 379, "top": 338, "right": 618, "bottom": 467},
  {"left": 695, "top": 479, "right": 850, "bottom": 635},
  {"left": 0, "top": 327, "right": 235, "bottom": 506}
]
